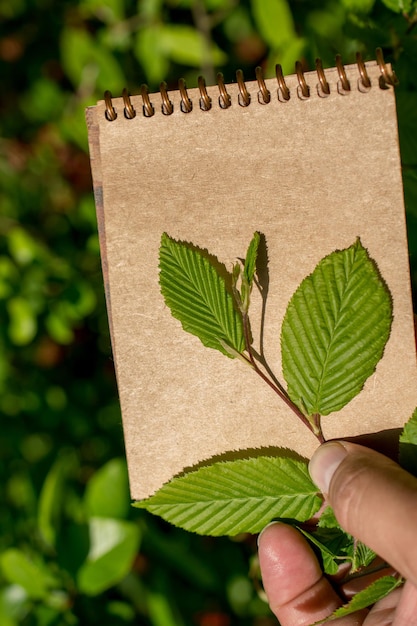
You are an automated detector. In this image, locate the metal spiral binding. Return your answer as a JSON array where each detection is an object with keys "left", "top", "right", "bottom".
[
  {"left": 335, "top": 54, "right": 351, "bottom": 92},
  {"left": 104, "top": 48, "right": 397, "bottom": 121}
]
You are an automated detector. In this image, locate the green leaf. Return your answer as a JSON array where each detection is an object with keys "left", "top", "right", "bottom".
[
  {"left": 298, "top": 527, "right": 350, "bottom": 575},
  {"left": 138, "top": 0, "right": 164, "bottom": 20},
  {"left": 134, "top": 456, "right": 321, "bottom": 536},
  {"left": 60, "top": 27, "right": 125, "bottom": 92},
  {"left": 236, "top": 231, "right": 261, "bottom": 314},
  {"left": 281, "top": 239, "right": 392, "bottom": 416},
  {"left": 316, "top": 508, "right": 376, "bottom": 572},
  {"left": 314, "top": 575, "right": 403, "bottom": 623},
  {"left": 0, "top": 550, "right": 50, "bottom": 600},
  {"left": 79, "top": 0, "right": 125, "bottom": 22},
  {"left": 134, "top": 26, "right": 170, "bottom": 86},
  {"left": 158, "top": 24, "right": 227, "bottom": 67},
  {"left": 341, "top": 0, "right": 376, "bottom": 13},
  {"left": 266, "top": 37, "right": 306, "bottom": 77},
  {"left": 159, "top": 233, "right": 244, "bottom": 357},
  {"left": 243, "top": 232, "right": 260, "bottom": 286},
  {"left": 147, "top": 591, "right": 185, "bottom": 626},
  {"left": 399, "top": 407, "right": 417, "bottom": 476},
  {"left": 352, "top": 541, "right": 376, "bottom": 572},
  {"left": 7, "top": 297, "right": 37, "bottom": 346},
  {"left": 380, "top": 0, "right": 412, "bottom": 12},
  {"left": 251, "top": 0, "right": 295, "bottom": 48},
  {"left": 0, "top": 585, "right": 28, "bottom": 625},
  {"left": 77, "top": 518, "right": 141, "bottom": 595},
  {"left": 37, "top": 452, "right": 74, "bottom": 548},
  {"left": 318, "top": 506, "right": 339, "bottom": 529},
  {"left": 7, "top": 227, "right": 41, "bottom": 266},
  {"left": 85, "top": 458, "right": 130, "bottom": 519}
]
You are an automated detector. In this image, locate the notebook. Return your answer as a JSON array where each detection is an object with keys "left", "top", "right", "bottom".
[{"left": 86, "top": 56, "right": 417, "bottom": 500}]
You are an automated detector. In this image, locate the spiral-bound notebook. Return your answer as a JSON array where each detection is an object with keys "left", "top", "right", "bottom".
[{"left": 87, "top": 58, "right": 417, "bottom": 500}]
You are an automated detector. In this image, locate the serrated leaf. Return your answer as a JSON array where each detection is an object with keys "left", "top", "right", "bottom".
[
  {"left": 316, "top": 509, "right": 376, "bottom": 572},
  {"left": 134, "top": 456, "right": 321, "bottom": 536},
  {"left": 318, "top": 505, "right": 339, "bottom": 529},
  {"left": 298, "top": 527, "right": 351, "bottom": 575},
  {"left": 352, "top": 542, "right": 376, "bottom": 572},
  {"left": 399, "top": 406, "right": 417, "bottom": 476},
  {"left": 243, "top": 232, "right": 260, "bottom": 286},
  {"left": 314, "top": 575, "right": 403, "bottom": 623},
  {"left": 159, "top": 233, "right": 244, "bottom": 357},
  {"left": 281, "top": 239, "right": 392, "bottom": 416}
]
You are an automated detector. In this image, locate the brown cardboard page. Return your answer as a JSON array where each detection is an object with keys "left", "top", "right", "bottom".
[{"left": 87, "top": 62, "right": 417, "bottom": 500}]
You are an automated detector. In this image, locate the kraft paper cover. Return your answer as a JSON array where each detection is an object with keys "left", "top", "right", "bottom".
[{"left": 86, "top": 62, "right": 417, "bottom": 500}]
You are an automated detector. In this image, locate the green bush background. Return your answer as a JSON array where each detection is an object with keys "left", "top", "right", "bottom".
[{"left": 1, "top": 0, "right": 416, "bottom": 624}]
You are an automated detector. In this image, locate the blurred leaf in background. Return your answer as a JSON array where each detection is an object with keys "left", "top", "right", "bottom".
[{"left": 1, "top": 0, "right": 416, "bottom": 623}]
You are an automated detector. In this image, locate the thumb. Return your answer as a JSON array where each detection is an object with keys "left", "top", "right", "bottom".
[{"left": 309, "top": 441, "right": 417, "bottom": 587}]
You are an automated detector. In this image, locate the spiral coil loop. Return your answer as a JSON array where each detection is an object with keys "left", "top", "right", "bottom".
[
  {"left": 104, "top": 90, "right": 117, "bottom": 121},
  {"left": 217, "top": 72, "right": 231, "bottom": 109},
  {"left": 256, "top": 66, "right": 271, "bottom": 104},
  {"left": 336, "top": 54, "right": 351, "bottom": 92},
  {"left": 236, "top": 69, "right": 251, "bottom": 107},
  {"left": 103, "top": 49, "right": 398, "bottom": 120},
  {"left": 275, "top": 64, "right": 290, "bottom": 101},
  {"left": 122, "top": 89, "right": 136, "bottom": 119},
  {"left": 315, "top": 58, "right": 330, "bottom": 95},
  {"left": 376, "top": 47, "right": 398, "bottom": 87},
  {"left": 198, "top": 75, "right": 212, "bottom": 111},
  {"left": 140, "top": 84, "right": 154, "bottom": 117},
  {"left": 356, "top": 52, "right": 371, "bottom": 89},
  {"left": 295, "top": 61, "right": 310, "bottom": 98},
  {"left": 178, "top": 78, "right": 192, "bottom": 113},
  {"left": 160, "top": 81, "right": 173, "bottom": 115}
]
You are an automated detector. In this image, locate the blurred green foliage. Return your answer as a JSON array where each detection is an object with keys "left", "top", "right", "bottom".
[{"left": 1, "top": 0, "right": 416, "bottom": 624}]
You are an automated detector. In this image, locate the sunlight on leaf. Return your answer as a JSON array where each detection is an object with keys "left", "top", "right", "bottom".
[
  {"left": 159, "top": 233, "right": 244, "bottom": 357},
  {"left": 251, "top": 0, "right": 295, "bottom": 48},
  {"left": 77, "top": 518, "right": 141, "bottom": 596},
  {"left": 134, "top": 456, "right": 321, "bottom": 536},
  {"left": 0, "top": 550, "right": 50, "bottom": 600},
  {"left": 281, "top": 239, "right": 392, "bottom": 416}
]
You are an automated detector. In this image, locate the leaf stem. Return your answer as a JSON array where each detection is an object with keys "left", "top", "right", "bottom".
[
  {"left": 241, "top": 312, "right": 325, "bottom": 443},
  {"left": 338, "top": 561, "right": 395, "bottom": 585}
]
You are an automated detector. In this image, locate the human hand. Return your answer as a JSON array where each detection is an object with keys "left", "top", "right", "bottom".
[{"left": 257, "top": 441, "right": 417, "bottom": 625}]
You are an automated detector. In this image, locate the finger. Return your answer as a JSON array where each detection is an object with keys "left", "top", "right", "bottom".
[
  {"left": 257, "top": 522, "right": 367, "bottom": 625},
  {"left": 393, "top": 580, "right": 417, "bottom": 625},
  {"left": 309, "top": 442, "right": 417, "bottom": 587},
  {"left": 344, "top": 428, "right": 401, "bottom": 462}
]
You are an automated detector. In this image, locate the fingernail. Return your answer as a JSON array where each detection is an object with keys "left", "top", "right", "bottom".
[
  {"left": 308, "top": 442, "right": 348, "bottom": 494},
  {"left": 257, "top": 521, "right": 283, "bottom": 547}
]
